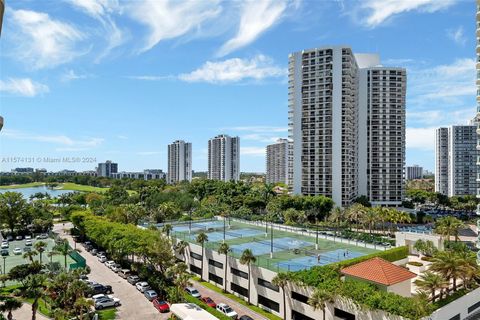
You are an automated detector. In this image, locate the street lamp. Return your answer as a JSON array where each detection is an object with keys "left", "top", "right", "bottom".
[{"left": 2, "top": 256, "right": 6, "bottom": 275}]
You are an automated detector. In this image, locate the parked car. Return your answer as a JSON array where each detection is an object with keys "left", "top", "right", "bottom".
[
  {"left": 84, "top": 245, "right": 93, "bottom": 252},
  {"left": 105, "top": 261, "right": 115, "bottom": 269},
  {"left": 36, "top": 234, "right": 48, "bottom": 240},
  {"left": 216, "top": 303, "right": 238, "bottom": 319},
  {"left": 25, "top": 240, "right": 33, "bottom": 246},
  {"left": 1, "top": 249, "right": 8, "bottom": 256},
  {"left": 201, "top": 297, "right": 216, "bottom": 308},
  {"left": 239, "top": 316, "right": 254, "bottom": 320},
  {"left": 25, "top": 235, "right": 32, "bottom": 240},
  {"left": 90, "top": 248, "right": 98, "bottom": 256},
  {"left": 6, "top": 236, "right": 13, "bottom": 242},
  {"left": 15, "top": 236, "right": 22, "bottom": 241},
  {"left": 97, "top": 251, "right": 106, "bottom": 257},
  {"left": 23, "top": 247, "right": 31, "bottom": 253},
  {"left": 152, "top": 299, "right": 170, "bottom": 313},
  {"left": 135, "top": 282, "right": 150, "bottom": 293},
  {"left": 89, "top": 284, "right": 113, "bottom": 296},
  {"left": 118, "top": 269, "right": 131, "bottom": 279},
  {"left": 1, "top": 242, "right": 8, "bottom": 249},
  {"left": 94, "top": 297, "right": 120, "bottom": 310},
  {"left": 184, "top": 287, "right": 201, "bottom": 298},
  {"left": 91, "top": 294, "right": 114, "bottom": 302},
  {"left": 111, "top": 264, "right": 122, "bottom": 273},
  {"left": 97, "top": 255, "right": 107, "bottom": 263},
  {"left": 127, "top": 275, "right": 140, "bottom": 285},
  {"left": 144, "top": 290, "right": 158, "bottom": 301},
  {"left": 13, "top": 248, "right": 22, "bottom": 255}
]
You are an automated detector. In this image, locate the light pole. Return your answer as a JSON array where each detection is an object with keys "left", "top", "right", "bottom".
[
  {"left": 270, "top": 223, "right": 274, "bottom": 259},
  {"left": 2, "top": 256, "right": 6, "bottom": 275}
]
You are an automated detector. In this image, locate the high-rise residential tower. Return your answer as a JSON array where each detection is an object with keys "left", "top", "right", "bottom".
[
  {"left": 266, "top": 139, "right": 289, "bottom": 185},
  {"left": 167, "top": 140, "right": 192, "bottom": 184},
  {"left": 288, "top": 46, "right": 406, "bottom": 207},
  {"left": 96, "top": 160, "right": 118, "bottom": 177},
  {"left": 476, "top": 1, "right": 480, "bottom": 216},
  {"left": 208, "top": 135, "right": 240, "bottom": 182},
  {"left": 435, "top": 125, "right": 477, "bottom": 197},
  {"left": 406, "top": 165, "right": 423, "bottom": 180}
]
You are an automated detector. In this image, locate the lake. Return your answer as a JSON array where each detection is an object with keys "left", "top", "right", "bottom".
[{"left": 0, "top": 186, "right": 74, "bottom": 199}]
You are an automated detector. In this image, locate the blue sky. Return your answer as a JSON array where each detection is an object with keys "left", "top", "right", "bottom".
[{"left": 0, "top": 0, "right": 476, "bottom": 173}]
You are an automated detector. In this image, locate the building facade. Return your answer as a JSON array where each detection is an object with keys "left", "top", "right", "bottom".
[
  {"left": 289, "top": 46, "right": 406, "bottom": 207},
  {"left": 207, "top": 135, "right": 240, "bottom": 182},
  {"left": 476, "top": 0, "right": 480, "bottom": 217},
  {"left": 266, "top": 139, "right": 289, "bottom": 185},
  {"left": 96, "top": 160, "right": 118, "bottom": 177},
  {"left": 406, "top": 165, "right": 423, "bottom": 180},
  {"left": 435, "top": 126, "right": 477, "bottom": 197},
  {"left": 111, "top": 169, "right": 166, "bottom": 181},
  {"left": 167, "top": 140, "right": 192, "bottom": 184}
]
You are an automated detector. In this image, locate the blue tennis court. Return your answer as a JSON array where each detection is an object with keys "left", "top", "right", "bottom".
[
  {"left": 276, "top": 249, "right": 366, "bottom": 271},
  {"left": 230, "top": 237, "right": 315, "bottom": 256},
  {"left": 230, "top": 241, "right": 276, "bottom": 256},
  {"left": 195, "top": 231, "right": 237, "bottom": 242},
  {"left": 226, "top": 228, "right": 264, "bottom": 238}
]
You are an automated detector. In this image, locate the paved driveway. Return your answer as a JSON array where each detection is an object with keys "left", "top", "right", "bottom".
[
  {"left": 9, "top": 303, "right": 50, "bottom": 320},
  {"left": 54, "top": 223, "right": 168, "bottom": 320}
]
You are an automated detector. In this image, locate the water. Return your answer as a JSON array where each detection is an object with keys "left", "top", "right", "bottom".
[{"left": 0, "top": 186, "right": 74, "bottom": 199}]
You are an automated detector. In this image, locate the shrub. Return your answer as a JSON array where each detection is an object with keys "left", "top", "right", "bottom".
[
  {"left": 407, "top": 262, "right": 423, "bottom": 267},
  {"left": 421, "top": 256, "right": 434, "bottom": 262},
  {"left": 334, "top": 246, "right": 408, "bottom": 269}
]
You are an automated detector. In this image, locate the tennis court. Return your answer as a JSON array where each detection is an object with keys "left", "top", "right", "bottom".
[{"left": 276, "top": 249, "right": 366, "bottom": 271}]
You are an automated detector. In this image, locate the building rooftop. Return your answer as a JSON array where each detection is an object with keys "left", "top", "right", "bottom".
[{"left": 341, "top": 257, "right": 416, "bottom": 286}]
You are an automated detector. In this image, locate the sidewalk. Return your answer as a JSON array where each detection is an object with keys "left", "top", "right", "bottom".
[
  {"left": 9, "top": 303, "right": 51, "bottom": 320},
  {"left": 191, "top": 279, "right": 268, "bottom": 320}
]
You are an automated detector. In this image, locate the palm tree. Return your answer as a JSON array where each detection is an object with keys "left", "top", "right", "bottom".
[
  {"left": 328, "top": 207, "right": 344, "bottom": 236},
  {"left": 196, "top": 232, "right": 208, "bottom": 281},
  {"left": 162, "top": 224, "right": 173, "bottom": 238},
  {"left": 272, "top": 273, "right": 289, "bottom": 320},
  {"left": 240, "top": 249, "right": 256, "bottom": 305},
  {"left": 346, "top": 203, "right": 366, "bottom": 231},
  {"left": 435, "top": 216, "right": 464, "bottom": 242},
  {"left": 175, "top": 240, "right": 189, "bottom": 262},
  {"left": 218, "top": 242, "right": 230, "bottom": 292},
  {"left": 23, "top": 274, "right": 46, "bottom": 320},
  {"left": 430, "top": 251, "right": 463, "bottom": 292},
  {"left": 457, "top": 251, "right": 479, "bottom": 290},
  {"left": 0, "top": 297, "right": 23, "bottom": 320},
  {"left": 34, "top": 241, "right": 47, "bottom": 264},
  {"left": 362, "top": 208, "right": 378, "bottom": 234},
  {"left": 23, "top": 251, "right": 38, "bottom": 263},
  {"left": 52, "top": 240, "right": 74, "bottom": 269},
  {"left": 415, "top": 271, "right": 448, "bottom": 302},
  {"left": 74, "top": 297, "right": 94, "bottom": 320},
  {"left": 308, "top": 288, "right": 333, "bottom": 320}
]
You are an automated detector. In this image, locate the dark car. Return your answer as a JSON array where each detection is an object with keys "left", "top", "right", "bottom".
[
  {"left": 239, "top": 316, "right": 254, "bottom": 320},
  {"left": 0, "top": 249, "right": 8, "bottom": 256},
  {"left": 89, "top": 284, "right": 113, "bottom": 296}
]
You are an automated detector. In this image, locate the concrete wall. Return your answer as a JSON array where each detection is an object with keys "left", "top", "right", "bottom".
[
  {"left": 387, "top": 280, "right": 411, "bottom": 298},
  {"left": 395, "top": 232, "right": 443, "bottom": 252},
  {"left": 426, "top": 286, "right": 480, "bottom": 320}
]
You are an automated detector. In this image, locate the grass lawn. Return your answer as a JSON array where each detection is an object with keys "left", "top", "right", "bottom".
[
  {"left": 193, "top": 277, "right": 282, "bottom": 320},
  {"left": 59, "top": 183, "right": 109, "bottom": 193},
  {"left": 98, "top": 308, "right": 117, "bottom": 320},
  {"left": 0, "top": 182, "right": 44, "bottom": 189}
]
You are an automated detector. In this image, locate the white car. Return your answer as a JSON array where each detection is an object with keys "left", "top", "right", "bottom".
[
  {"left": 105, "top": 261, "right": 115, "bottom": 269},
  {"left": 185, "top": 287, "right": 201, "bottom": 298},
  {"left": 36, "top": 234, "right": 48, "bottom": 240},
  {"left": 13, "top": 248, "right": 22, "bottom": 255},
  {"left": 1, "top": 242, "right": 8, "bottom": 249},
  {"left": 92, "top": 294, "right": 114, "bottom": 302},
  {"left": 97, "top": 255, "right": 107, "bottom": 263},
  {"left": 111, "top": 264, "right": 122, "bottom": 273},
  {"left": 25, "top": 240, "right": 33, "bottom": 246},
  {"left": 135, "top": 281, "right": 150, "bottom": 293},
  {"left": 25, "top": 235, "right": 32, "bottom": 240},
  {"left": 94, "top": 296, "right": 120, "bottom": 310},
  {"left": 216, "top": 303, "right": 238, "bottom": 319}
]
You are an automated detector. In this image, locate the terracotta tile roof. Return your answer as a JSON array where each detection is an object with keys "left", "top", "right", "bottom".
[{"left": 340, "top": 257, "right": 416, "bottom": 286}]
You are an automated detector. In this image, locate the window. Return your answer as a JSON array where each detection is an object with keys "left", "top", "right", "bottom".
[
  {"left": 190, "top": 264, "right": 201, "bottom": 276},
  {"left": 292, "top": 310, "right": 315, "bottom": 320},
  {"left": 469, "top": 301, "right": 480, "bottom": 313},
  {"left": 334, "top": 308, "right": 355, "bottom": 320},
  {"left": 258, "top": 278, "right": 279, "bottom": 292},
  {"left": 291, "top": 291, "right": 309, "bottom": 304},
  {"left": 190, "top": 252, "right": 202, "bottom": 260},
  {"left": 258, "top": 295, "right": 279, "bottom": 312},
  {"left": 230, "top": 282, "right": 248, "bottom": 297},
  {"left": 448, "top": 315, "right": 460, "bottom": 320},
  {"left": 231, "top": 267, "right": 248, "bottom": 279},
  {"left": 208, "top": 259, "right": 223, "bottom": 269},
  {"left": 208, "top": 273, "right": 223, "bottom": 285}
]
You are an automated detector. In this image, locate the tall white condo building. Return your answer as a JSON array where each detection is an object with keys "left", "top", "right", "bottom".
[
  {"left": 288, "top": 46, "right": 406, "bottom": 207},
  {"left": 208, "top": 135, "right": 240, "bottom": 182},
  {"left": 266, "top": 138, "right": 290, "bottom": 185},
  {"left": 167, "top": 140, "right": 192, "bottom": 184}
]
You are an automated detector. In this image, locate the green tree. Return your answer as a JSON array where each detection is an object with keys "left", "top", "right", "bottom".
[
  {"left": 23, "top": 251, "right": 38, "bottom": 263},
  {"left": 0, "top": 297, "right": 23, "bottom": 320},
  {"left": 162, "top": 224, "right": 173, "bottom": 238},
  {"left": 308, "top": 288, "right": 333, "bottom": 320},
  {"left": 435, "top": 216, "right": 464, "bottom": 242},
  {"left": 272, "top": 273, "right": 289, "bottom": 320},
  {"left": 239, "top": 249, "right": 256, "bottom": 304},
  {"left": 195, "top": 232, "right": 208, "bottom": 281},
  {"left": 218, "top": 242, "right": 230, "bottom": 293},
  {"left": 0, "top": 192, "right": 28, "bottom": 233},
  {"left": 430, "top": 250, "right": 463, "bottom": 292},
  {"left": 23, "top": 274, "right": 46, "bottom": 320},
  {"left": 175, "top": 240, "right": 189, "bottom": 262},
  {"left": 34, "top": 241, "right": 47, "bottom": 264},
  {"left": 415, "top": 271, "right": 448, "bottom": 302},
  {"left": 52, "top": 240, "right": 74, "bottom": 269}
]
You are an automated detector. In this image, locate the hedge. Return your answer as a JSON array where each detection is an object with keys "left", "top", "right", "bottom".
[
  {"left": 333, "top": 246, "right": 408, "bottom": 269},
  {"left": 183, "top": 294, "right": 231, "bottom": 320}
]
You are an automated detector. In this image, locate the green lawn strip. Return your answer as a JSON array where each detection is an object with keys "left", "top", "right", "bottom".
[
  {"left": 184, "top": 293, "right": 231, "bottom": 320},
  {"left": 0, "top": 182, "right": 45, "bottom": 189},
  {"left": 24, "top": 297, "right": 52, "bottom": 317},
  {"left": 59, "top": 183, "right": 109, "bottom": 193},
  {"left": 193, "top": 277, "right": 282, "bottom": 320},
  {"left": 97, "top": 308, "right": 117, "bottom": 320}
]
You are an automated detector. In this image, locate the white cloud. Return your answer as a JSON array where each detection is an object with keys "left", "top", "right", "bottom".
[
  {"left": 127, "top": 0, "right": 221, "bottom": 53},
  {"left": 3, "top": 129, "right": 104, "bottom": 149},
  {"left": 447, "top": 26, "right": 466, "bottom": 46},
  {"left": 61, "top": 70, "right": 89, "bottom": 82},
  {"left": 406, "top": 127, "right": 436, "bottom": 151},
  {"left": 240, "top": 147, "right": 265, "bottom": 156},
  {"left": 10, "top": 9, "right": 85, "bottom": 69},
  {"left": 125, "top": 75, "right": 174, "bottom": 81},
  {"left": 179, "top": 55, "right": 286, "bottom": 84},
  {"left": 359, "top": 0, "right": 458, "bottom": 28},
  {"left": 0, "top": 78, "right": 49, "bottom": 97},
  {"left": 67, "top": 0, "right": 124, "bottom": 61},
  {"left": 217, "top": 0, "right": 289, "bottom": 57}
]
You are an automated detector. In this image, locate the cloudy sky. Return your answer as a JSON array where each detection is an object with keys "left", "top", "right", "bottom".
[{"left": 0, "top": 0, "right": 476, "bottom": 173}]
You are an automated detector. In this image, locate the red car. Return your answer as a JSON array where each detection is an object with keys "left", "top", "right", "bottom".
[
  {"left": 153, "top": 299, "right": 170, "bottom": 313},
  {"left": 201, "top": 297, "right": 217, "bottom": 308}
]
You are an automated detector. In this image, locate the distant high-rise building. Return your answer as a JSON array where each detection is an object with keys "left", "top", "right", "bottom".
[
  {"left": 96, "top": 160, "right": 118, "bottom": 177},
  {"left": 167, "top": 140, "right": 192, "bottom": 184},
  {"left": 406, "top": 165, "right": 423, "bottom": 180},
  {"left": 288, "top": 46, "right": 406, "bottom": 207},
  {"left": 208, "top": 135, "right": 240, "bottom": 182},
  {"left": 266, "top": 139, "right": 289, "bottom": 185},
  {"left": 435, "top": 125, "right": 477, "bottom": 196}
]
